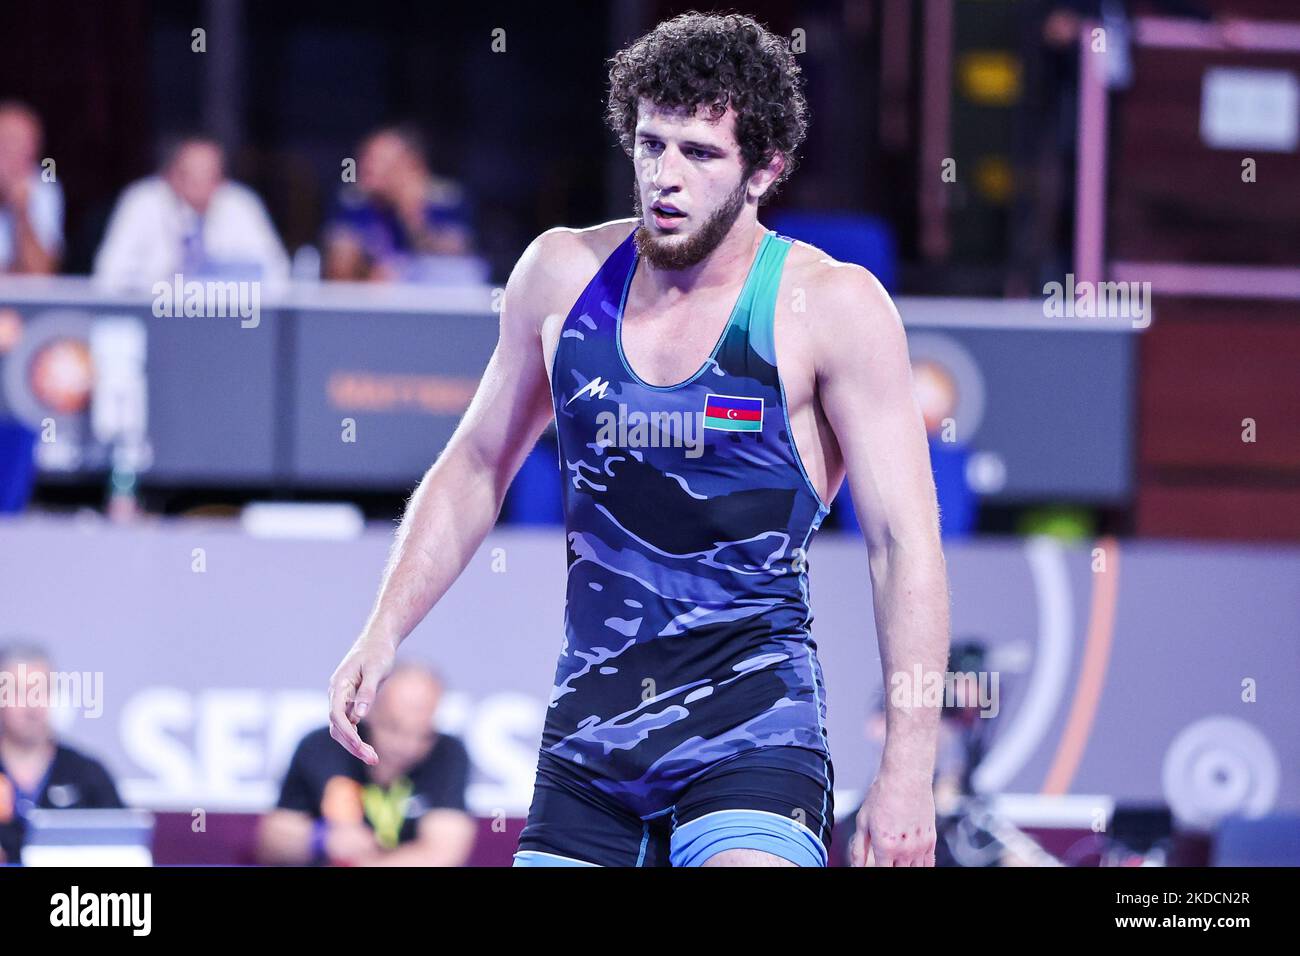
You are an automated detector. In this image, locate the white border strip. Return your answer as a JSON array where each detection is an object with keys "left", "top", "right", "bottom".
[{"left": 1110, "top": 261, "right": 1300, "bottom": 301}]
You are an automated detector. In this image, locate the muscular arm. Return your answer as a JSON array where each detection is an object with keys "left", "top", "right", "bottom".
[
  {"left": 328, "top": 230, "right": 577, "bottom": 761},
  {"left": 812, "top": 266, "right": 950, "bottom": 859},
  {"left": 357, "top": 272, "right": 554, "bottom": 649}
]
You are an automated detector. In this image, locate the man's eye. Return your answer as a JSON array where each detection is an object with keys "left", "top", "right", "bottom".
[{"left": 638, "top": 142, "right": 710, "bottom": 159}]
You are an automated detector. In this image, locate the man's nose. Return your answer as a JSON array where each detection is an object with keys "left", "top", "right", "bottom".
[{"left": 651, "top": 147, "right": 685, "bottom": 192}]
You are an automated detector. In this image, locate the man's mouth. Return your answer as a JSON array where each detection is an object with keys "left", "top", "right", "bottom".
[{"left": 651, "top": 202, "right": 687, "bottom": 228}]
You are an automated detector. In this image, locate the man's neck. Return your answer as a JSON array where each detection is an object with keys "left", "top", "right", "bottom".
[
  {"left": 640, "top": 216, "right": 765, "bottom": 300},
  {"left": 368, "top": 763, "right": 411, "bottom": 789},
  {"left": 0, "top": 734, "right": 55, "bottom": 771}
]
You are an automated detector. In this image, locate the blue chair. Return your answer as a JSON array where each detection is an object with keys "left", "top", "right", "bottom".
[
  {"left": 1211, "top": 814, "right": 1300, "bottom": 866},
  {"left": 831, "top": 438, "right": 975, "bottom": 539},
  {"left": 767, "top": 211, "right": 898, "bottom": 293},
  {"left": 930, "top": 439, "right": 976, "bottom": 538},
  {"left": 0, "top": 418, "right": 37, "bottom": 513},
  {"left": 503, "top": 433, "right": 564, "bottom": 525}
]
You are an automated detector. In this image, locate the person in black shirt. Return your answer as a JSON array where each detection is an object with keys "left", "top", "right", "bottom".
[
  {"left": 258, "top": 662, "right": 475, "bottom": 866},
  {"left": 0, "top": 642, "right": 125, "bottom": 864}
]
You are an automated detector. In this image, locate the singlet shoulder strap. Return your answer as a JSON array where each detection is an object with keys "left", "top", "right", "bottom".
[{"left": 742, "top": 230, "right": 794, "bottom": 369}]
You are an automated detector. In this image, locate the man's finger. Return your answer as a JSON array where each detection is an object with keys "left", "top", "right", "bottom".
[
  {"left": 351, "top": 663, "right": 383, "bottom": 721},
  {"left": 329, "top": 713, "right": 377, "bottom": 764},
  {"left": 328, "top": 674, "right": 356, "bottom": 738},
  {"left": 327, "top": 709, "right": 362, "bottom": 758},
  {"left": 328, "top": 675, "right": 377, "bottom": 763}
]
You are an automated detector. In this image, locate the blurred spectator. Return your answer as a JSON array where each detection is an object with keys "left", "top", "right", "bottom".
[
  {"left": 257, "top": 662, "right": 475, "bottom": 866},
  {"left": 93, "top": 134, "right": 289, "bottom": 289},
  {"left": 0, "top": 101, "right": 62, "bottom": 275},
  {"left": 0, "top": 642, "right": 124, "bottom": 864},
  {"left": 324, "top": 124, "right": 475, "bottom": 281}
]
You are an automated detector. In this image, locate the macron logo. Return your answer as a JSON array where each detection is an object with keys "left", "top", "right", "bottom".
[{"left": 566, "top": 376, "right": 611, "bottom": 406}]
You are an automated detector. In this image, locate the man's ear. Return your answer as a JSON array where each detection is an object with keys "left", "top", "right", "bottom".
[{"left": 746, "top": 152, "right": 786, "bottom": 202}]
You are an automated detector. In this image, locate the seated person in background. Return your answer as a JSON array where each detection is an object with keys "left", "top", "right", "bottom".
[
  {"left": 258, "top": 661, "right": 475, "bottom": 866},
  {"left": 323, "top": 124, "right": 475, "bottom": 281},
  {"left": 0, "top": 101, "right": 62, "bottom": 275},
  {"left": 0, "top": 642, "right": 125, "bottom": 864},
  {"left": 93, "top": 133, "right": 289, "bottom": 289}
]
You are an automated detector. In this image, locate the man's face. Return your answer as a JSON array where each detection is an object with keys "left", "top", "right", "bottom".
[
  {"left": 631, "top": 99, "right": 756, "bottom": 270},
  {"left": 0, "top": 657, "right": 53, "bottom": 745},
  {"left": 358, "top": 133, "right": 414, "bottom": 201},
  {"left": 166, "top": 142, "right": 224, "bottom": 214}
]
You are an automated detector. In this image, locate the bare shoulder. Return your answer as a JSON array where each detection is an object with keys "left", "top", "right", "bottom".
[
  {"left": 783, "top": 239, "right": 898, "bottom": 326},
  {"left": 780, "top": 239, "right": 904, "bottom": 363},
  {"left": 509, "top": 218, "right": 638, "bottom": 317}
]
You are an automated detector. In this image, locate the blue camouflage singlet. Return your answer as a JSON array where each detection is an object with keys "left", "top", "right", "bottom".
[{"left": 539, "top": 224, "right": 834, "bottom": 819}]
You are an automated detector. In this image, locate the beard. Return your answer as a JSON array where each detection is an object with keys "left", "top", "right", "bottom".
[{"left": 632, "top": 173, "right": 750, "bottom": 270}]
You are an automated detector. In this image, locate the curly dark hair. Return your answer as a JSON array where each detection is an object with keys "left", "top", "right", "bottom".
[{"left": 606, "top": 11, "right": 808, "bottom": 203}]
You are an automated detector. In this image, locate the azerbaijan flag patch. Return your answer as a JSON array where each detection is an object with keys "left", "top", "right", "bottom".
[{"left": 703, "top": 393, "right": 764, "bottom": 432}]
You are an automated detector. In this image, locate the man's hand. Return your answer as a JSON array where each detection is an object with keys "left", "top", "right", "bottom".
[
  {"left": 328, "top": 634, "right": 396, "bottom": 764},
  {"left": 851, "top": 771, "right": 937, "bottom": 867}
]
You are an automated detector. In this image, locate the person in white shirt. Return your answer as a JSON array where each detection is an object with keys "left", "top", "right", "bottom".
[
  {"left": 93, "top": 135, "right": 289, "bottom": 289},
  {"left": 0, "top": 101, "right": 63, "bottom": 275}
]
